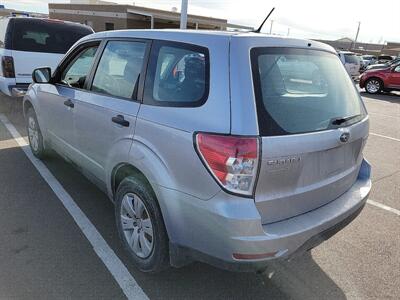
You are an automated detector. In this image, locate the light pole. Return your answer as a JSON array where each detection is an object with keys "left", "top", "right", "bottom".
[
  {"left": 180, "top": 0, "right": 188, "bottom": 29},
  {"left": 353, "top": 21, "right": 361, "bottom": 50},
  {"left": 269, "top": 20, "right": 274, "bottom": 34}
]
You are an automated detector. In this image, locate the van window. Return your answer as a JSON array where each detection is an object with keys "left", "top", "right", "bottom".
[
  {"left": 344, "top": 54, "right": 359, "bottom": 64},
  {"left": 144, "top": 40, "right": 209, "bottom": 107},
  {"left": 61, "top": 46, "right": 98, "bottom": 89},
  {"left": 91, "top": 41, "right": 146, "bottom": 99},
  {"left": 251, "top": 47, "right": 366, "bottom": 136},
  {"left": 11, "top": 18, "right": 93, "bottom": 54}
]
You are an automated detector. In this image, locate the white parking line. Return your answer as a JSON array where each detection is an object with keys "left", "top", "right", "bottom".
[
  {"left": 0, "top": 114, "right": 148, "bottom": 300},
  {"left": 367, "top": 200, "right": 400, "bottom": 216},
  {"left": 370, "top": 132, "right": 400, "bottom": 142}
]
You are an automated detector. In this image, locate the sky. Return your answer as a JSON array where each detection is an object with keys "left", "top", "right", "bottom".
[{"left": 2, "top": 0, "right": 400, "bottom": 43}]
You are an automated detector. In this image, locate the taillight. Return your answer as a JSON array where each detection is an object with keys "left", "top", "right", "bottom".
[
  {"left": 195, "top": 133, "right": 260, "bottom": 196},
  {"left": 2, "top": 56, "right": 15, "bottom": 78}
]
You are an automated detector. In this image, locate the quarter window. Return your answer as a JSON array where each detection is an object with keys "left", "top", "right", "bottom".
[
  {"left": 91, "top": 41, "right": 146, "bottom": 99},
  {"left": 61, "top": 46, "right": 98, "bottom": 89},
  {"left": 144, "top": 41, "right": 209, "bottom": 107}
]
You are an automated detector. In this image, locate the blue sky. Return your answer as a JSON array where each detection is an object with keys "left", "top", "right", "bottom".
[{"left": 3, "top": 0, "right": 400, "bottom": 43}]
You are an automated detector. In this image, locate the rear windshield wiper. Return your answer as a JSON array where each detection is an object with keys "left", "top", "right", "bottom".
[{"left": 330, "top": 114, "right": 362, "bottom": 126}]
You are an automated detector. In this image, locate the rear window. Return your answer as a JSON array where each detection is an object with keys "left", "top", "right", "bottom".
[
  {"left": 251, "top": 47, "right": 366, "bottom": 136},
  {"left": 344, "top": 54, "right": 359, "bottom": 64},
  {"left": 11, "top": 18, "right": 93, "bottom": 54}
]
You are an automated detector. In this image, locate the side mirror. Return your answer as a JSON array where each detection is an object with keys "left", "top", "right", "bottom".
[{"left": 32, "top": 67, "right": 51, "bottom": 83}]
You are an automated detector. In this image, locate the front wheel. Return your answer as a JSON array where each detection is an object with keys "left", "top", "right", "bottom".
[
  {"left": 365, "top": 78, "right": 382, "bottom": 94},
  {"left": 115, "top": 176, "right": 169, "bottom": 273},
  {"left": 26, "top": 108, "right": 46, "bottom": 159}
]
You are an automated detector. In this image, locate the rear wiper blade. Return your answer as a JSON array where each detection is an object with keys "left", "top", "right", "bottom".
[{"left": 330, "top": 114, "right": 362, "bottom": 126}]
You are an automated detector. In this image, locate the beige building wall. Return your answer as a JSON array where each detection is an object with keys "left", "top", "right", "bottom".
[{"left": 48, "top": 3, "right": 252, "bottom": 33}]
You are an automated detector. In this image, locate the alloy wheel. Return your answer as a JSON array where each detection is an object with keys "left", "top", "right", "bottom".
[
  {"left": 120, "top": 193, "right": 154, "bottom": 258},
  {"left": 28, "top": 116, "right": 39, "bottom": 152},
  {"left": 366, "top": 79, "right": 380, "bottom": 93}
]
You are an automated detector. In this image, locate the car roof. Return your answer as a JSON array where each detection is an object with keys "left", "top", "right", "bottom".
[{"left": 80, "top": 29, "right": 335, "bottom": 53}]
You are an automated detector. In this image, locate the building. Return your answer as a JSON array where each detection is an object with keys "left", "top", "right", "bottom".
[
  {"left": 314, "top": 37, "right": 400, "bottom": 57},
  {"left": 48, "top": 1, "right": 252, "bottom": 32}
]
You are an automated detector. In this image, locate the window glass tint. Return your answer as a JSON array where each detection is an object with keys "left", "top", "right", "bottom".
[
  {"left": 144, "top": 41, "right": 209, "bottom": 106},
  {"left": 61, "top": 46, "right": 98, "bottom": 89},
  {"left": 251, "top": 48, "right": 366, "bottom": 136},
  {"left": 12, "top": 19, "right": 93, "bottom": 53},
  {"left": 91, "top": 41, "right": 146, "bottom": 99},
  {"left": 344, "top": 54, "right": 359, "bottom": 64}
]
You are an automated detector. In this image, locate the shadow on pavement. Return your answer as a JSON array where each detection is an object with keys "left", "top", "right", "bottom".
[{"left": 360, "top": 91, "right": 400, "bottom": 103}]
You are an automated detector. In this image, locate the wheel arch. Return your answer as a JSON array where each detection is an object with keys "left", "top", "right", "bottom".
[{"left": 111, "top": 163, "right": 154, "bottom": 198}]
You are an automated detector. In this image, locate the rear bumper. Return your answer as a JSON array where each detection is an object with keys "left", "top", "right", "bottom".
[
  {"left": 164, "top": 159, "right": 371, "bottom": 272},
  {"left": 0, "top": 77, "right": 29, "bottom": 97}
]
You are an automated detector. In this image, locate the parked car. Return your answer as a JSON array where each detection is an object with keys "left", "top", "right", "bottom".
[
  {"left": 338, "top": 51, "right": 361, "bottom": 79},
  {"left": 359, "top": 55, "right": 377, "bottom": 71},
  {"left": 375, "top": 55, "right": 393, "bottom": 64},
  {"left": 23, "top": 30, "right": 371, "bottom": 273},
  {"left": 360, "top": 62, "right": 400, "bottom": 94},
  {"left": 366, "top": 57, "right": 400, "bottom": 71},
  {"left": 0, "top": 16, "right": 93, "bottom": 97}
]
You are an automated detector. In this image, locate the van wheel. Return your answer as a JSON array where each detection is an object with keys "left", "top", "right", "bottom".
[
  {"left": 26, "top": 108, "right": 46, "bottom": 159},
  {"left": 365, "top": 78, "right": 382, "bottom": 94},
  {"left": 115, "top": 176, "right": 169, "bottom": 273}
]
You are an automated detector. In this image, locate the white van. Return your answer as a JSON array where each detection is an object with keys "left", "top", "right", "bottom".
[
  {"left": 0, "top": 17, "right": 93, "bottom": 96},
  {"left": 338, "top": 51, "right": 361, "bottom": 80}
]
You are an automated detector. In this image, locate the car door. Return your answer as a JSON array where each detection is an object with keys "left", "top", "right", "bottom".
[
  {"left": 73, "top": 39, "right": 150, "bottom": 183},
  {"left": 387, "top": 65, "right": 400, "bottom": 89},
  {"left": 38, "top": 42, "right": 100, "bottom": 161}
]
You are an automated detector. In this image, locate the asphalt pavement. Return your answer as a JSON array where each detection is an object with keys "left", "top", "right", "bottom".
[{"left": 0, "top": 90, "right": 398, "bottom": 300}]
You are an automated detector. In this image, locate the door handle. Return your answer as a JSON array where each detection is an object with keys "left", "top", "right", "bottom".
[
  {"left": 64, "top": 99, "right": 74, "bottom": 108},
  {"left": 112, "top": 115, "right": 130, "bottom": 127}
]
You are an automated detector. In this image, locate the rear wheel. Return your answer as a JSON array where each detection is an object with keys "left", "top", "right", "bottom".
[
  {"left": 115, "top": 176, "right": 169, "bottom": 273},
  {"left": 365, "top": 78, "right": 382, "bottom": 94},
  {"left": 26, "top": 108, "right": 46, "bottom": 159}
]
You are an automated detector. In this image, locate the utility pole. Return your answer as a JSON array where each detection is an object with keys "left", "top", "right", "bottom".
[
  {"left": 269, "top": 20, "right": 274, "bottom": 34},
  {"left": 180, "top": 0, "right": 188, "bottom": 29},
  {"left": 287, "top": 28, "right": 290, "bottom": 36},
  {"left": 353, "top": 21, "right": 361, "bottom": 50}
]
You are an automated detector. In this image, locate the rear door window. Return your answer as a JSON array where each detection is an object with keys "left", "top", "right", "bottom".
[
  {"left": 251, "top": 47, "right": 366, "bottom": 136},
  {"left": 143, "top": 40, "right": 209, "bottom": 107},
  {"left": 11, "top": 18, "right": 93, "bottom": 54},
  {"left": 91, "top": 40, "right": 147, "bottom": 99}
]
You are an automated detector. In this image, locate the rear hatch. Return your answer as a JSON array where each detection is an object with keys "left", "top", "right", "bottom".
[
  {"left": 9, "top": 18, "right": 93, "bottom": 84},
  {"left": 250, "top": 46, "right": 368, "bottom": 224}
]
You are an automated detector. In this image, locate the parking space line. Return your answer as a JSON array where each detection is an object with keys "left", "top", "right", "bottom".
[
  {"left": 0, "top": 114, "right": 148, "bottom": 300},
  {"left": 367, "top": 200, "right": 400, "bottom": 216},
  {"left": 370, "top": 132, "right": 400, "bottom": 142}
]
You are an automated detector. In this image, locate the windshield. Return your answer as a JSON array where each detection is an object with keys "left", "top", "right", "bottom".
[
  {"left": 251, "top": 47, "right": 366, "bottom": 136},
  {"left": 11, "top": 18, "right": 93, "bottom": 54}
]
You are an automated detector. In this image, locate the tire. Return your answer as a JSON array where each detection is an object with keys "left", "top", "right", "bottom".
[
  {"left": 26, "top": 108, "right": 46, "bottom": 159},
  {"left": 115, "top": 176, "right": 169, "bottom": 273},
  {"left": 365, "top": 78, "right": 382, "bottom": 94}
]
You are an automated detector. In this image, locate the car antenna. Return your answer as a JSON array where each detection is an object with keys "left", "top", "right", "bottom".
[{"left": 253, "top": 7, "right": 275, "bottom": 33}]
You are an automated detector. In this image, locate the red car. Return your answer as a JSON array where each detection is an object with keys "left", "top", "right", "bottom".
[{"left": 359, "top": 63, "right": 400, "bottom": 94}]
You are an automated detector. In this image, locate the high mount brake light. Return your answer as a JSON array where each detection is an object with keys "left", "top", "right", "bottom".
[{"left": 195, "top": 133, "right": 259, "bottom": 196}]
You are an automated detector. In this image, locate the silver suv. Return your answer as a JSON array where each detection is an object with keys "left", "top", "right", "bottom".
[{"left": 23, "top": 30, "right": 371, "bottom": 273}]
